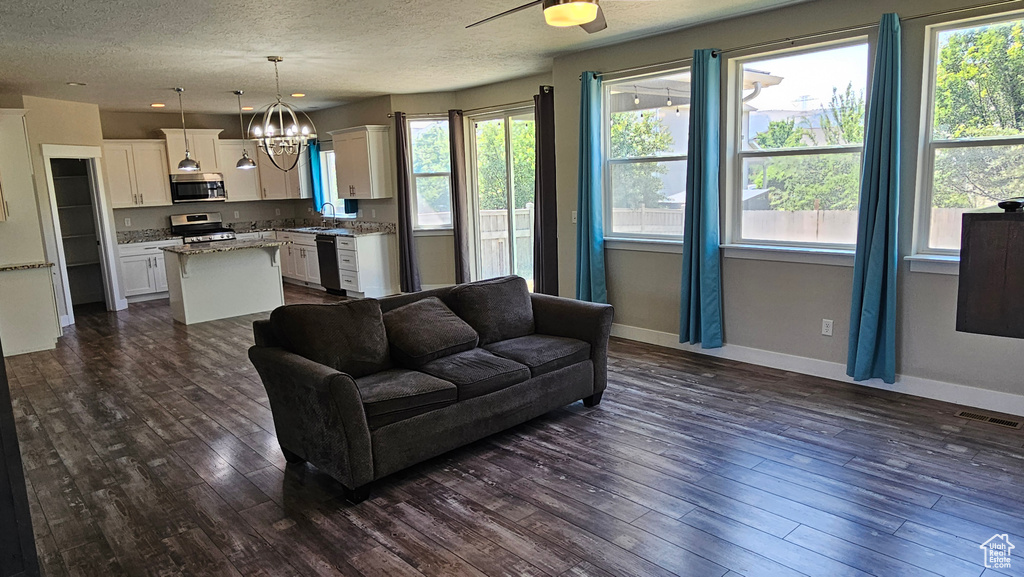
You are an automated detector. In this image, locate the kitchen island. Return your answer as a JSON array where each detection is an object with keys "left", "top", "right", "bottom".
[{"left": 161, "top": 239, "right": 289, "bottom": 325}]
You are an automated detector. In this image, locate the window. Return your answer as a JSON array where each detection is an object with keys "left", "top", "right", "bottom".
[
  {"left": 319, "top": 149, "right": 356, "bottom": 218},
  {"left": 732, "top": 41, "right": 869, "bottom": 248},
  {"left": 604, "top": 69, "right": 691, "bottom": 240},
  {"left": 408, "top": 118, "right": 452, "bottom": 229},
  {"left": 919, "top": 15, "right": 1024, "bottom": 252}
]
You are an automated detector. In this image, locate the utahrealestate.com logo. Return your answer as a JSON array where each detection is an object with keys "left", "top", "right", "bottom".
[{"left": 980, "top": 534, "right": 1015, "bottom": 570}]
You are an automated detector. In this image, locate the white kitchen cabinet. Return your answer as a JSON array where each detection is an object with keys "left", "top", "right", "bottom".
[
  {"left": 118, "top": 239, "right": 182, "bottom": 301},
  {"left": 102, "top": 141, "right": 172, "bottom": 208},
  {"left": 276, "top": 231, "right": 319, "bottom": 286},
  {"left": 161, "top": 129, "right": 223, "bottom": 175},
  {"left": 333, "top": 234, "right": 396, "bottom": 298},
  {"left": 329, "top": 125, "right": 393, "bottom": 200},
  {"left": 256, "top": 150, "right": 309, "bottom": 200},
  {"left": 218, "top": 140, "right": 262, "bottom": 202}
]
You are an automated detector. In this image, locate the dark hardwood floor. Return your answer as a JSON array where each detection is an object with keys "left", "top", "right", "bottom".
[{"left": 5, "top": 285, "right": 1024, "bottom": 577}]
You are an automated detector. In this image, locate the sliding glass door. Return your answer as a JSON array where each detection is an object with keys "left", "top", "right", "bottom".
[{"left": 470, "top": 109, "right": 536, "bottom": 288}]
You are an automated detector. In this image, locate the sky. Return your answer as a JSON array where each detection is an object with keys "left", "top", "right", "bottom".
[{"left": 743, "top": 43, "right": 869, "bottom": 112}]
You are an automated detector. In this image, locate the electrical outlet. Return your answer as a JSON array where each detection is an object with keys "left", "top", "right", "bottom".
[
  {"left": 123, "top": 217, "right": 131, "bottom": 227},
  {"left": 572, "top": 210, "right": 577, "bottom": 224},
  {"left": 822, "top": 319, "right": 834, "bottom": 337},
  {"left": 358, "top": 209, "right": 364, "bottom": 217},
  {"left": 275, "top": 208, "right": 281, "bottom": 216},
  {"left": 371, "top": 209, "right": 376, "bottom": 218},
  {"left": 233, "top": 211, "right": 240, "bottom": 219},
  {"left": 307, "top": 207, "right": 313, "bottom": 214}
]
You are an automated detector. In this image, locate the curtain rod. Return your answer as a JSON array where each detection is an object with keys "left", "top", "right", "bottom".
[
  {"left": 387, "top": 99, "right": 537, "bottom": 119},
  {"left": 582, "top": 0, "right": 1023, "bottom": 80}
]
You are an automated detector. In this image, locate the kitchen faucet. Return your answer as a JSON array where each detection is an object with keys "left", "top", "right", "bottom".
[{"left": 320, "top": 202, "right": 336, "bottom": 228}]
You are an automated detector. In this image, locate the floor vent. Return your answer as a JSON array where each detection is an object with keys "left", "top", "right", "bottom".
[{"left": 956, "top": 410, "right": 1023, "bottom": 429}]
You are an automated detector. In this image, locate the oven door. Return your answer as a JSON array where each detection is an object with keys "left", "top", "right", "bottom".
[{"left": 170, "top": 173, "right": 226, "bottom": 203}]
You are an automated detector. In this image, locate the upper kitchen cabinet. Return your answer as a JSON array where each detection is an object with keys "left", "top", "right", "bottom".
[
  {"left": 161, "top": 128, "right": 223, "bottom": 175},
  {"left": 329, "top": 125, "right": 392, "bottom": 200},
  {"left": 256, "top": 149, "right": 311, "bottom": 200},
  {"left": 102, "top": 140, "right": 173, "bottom": 208},
  {"left": 218, "top": 140, "right": 262, "bottom": 202}
]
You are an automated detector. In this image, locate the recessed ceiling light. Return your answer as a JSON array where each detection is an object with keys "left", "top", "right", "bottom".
[
  {"left": 290, "top": 93, "right": 305, "bottom": 98},
  {"left": 65, "top": 81, "right": 86, "bottom": 86},
  {"left": 150, "top": 103, "right": 166, "bottom": 108},
  {"left": 241, "top": 106, "right": 254, "bottom": 111}
]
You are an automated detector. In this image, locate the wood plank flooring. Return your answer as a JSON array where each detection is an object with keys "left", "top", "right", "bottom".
[{"left": 5, "top": 285, "right": 1024, "bottom": 577}]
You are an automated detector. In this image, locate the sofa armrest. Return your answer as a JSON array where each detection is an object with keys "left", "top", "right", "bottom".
[
  {"left": 530, "top": 293, "right": 614, "bottom": 394},
  {"left": 248, "top": 346, "right": 374, "bottom": 489}
]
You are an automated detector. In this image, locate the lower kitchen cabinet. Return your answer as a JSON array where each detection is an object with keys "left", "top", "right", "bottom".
[
  {"left": 276, "top": 232, "right": 320, "bottom": 287},
  {"left": 333, "top": 234, "right": 396, "bottom": 298},
  {"left": 118, "top": 239, "right": 182, "bottom": 301}
]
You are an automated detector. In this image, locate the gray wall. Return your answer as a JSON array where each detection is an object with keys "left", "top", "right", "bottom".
[{"left": 549, "top": 0, "right": 1024, "bottom": 396}]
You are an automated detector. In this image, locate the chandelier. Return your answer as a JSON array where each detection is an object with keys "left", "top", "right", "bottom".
[{"left": 248, "top": 56, "right": 317, "bottom": 172}]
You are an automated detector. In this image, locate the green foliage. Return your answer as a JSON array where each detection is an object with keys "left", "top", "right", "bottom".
[
  {"left": 410, "top": 124, "right": 452, "bottom": 217},
  {"left": 931, "top": 22, "right": 1024, "bottom": 208},
  {"left": 749, "top": 82, "right": 866, "bottom": 211},
  {"left": 609, "top": 111, "right": 675, "bottom": 209}
]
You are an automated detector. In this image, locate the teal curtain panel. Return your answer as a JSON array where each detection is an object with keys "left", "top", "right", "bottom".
[
  {"left": 575, "top": 71, "right": 608, "bottom": 303},
  {"left": 679, "top": 49, "right": 724, "bottom": 349},
  {"left": 309, "top": 139, "right": 324, "bottom": 212},
  {"left": 847, "top": 13, "right": 901, "bottom": 383}
]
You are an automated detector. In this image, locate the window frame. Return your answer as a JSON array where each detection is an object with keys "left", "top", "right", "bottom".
[
  {"left": 602, "top": 67, "right": 691, "bottom": 243},
  {"left": 318, "top": 148, "right": 357, "bottom": 218},
  {"left": 406, "top": 116, "right": 454, "bottom": 231},
  {"left": 726, "top": 37, "right": 870, "bottom": 252},
  {"left": 913, "top": 11, "right": 1024, "bottom": 257}
]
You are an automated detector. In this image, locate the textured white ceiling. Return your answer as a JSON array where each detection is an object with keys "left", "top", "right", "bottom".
[{"left": 0, "top": 0, "right": 811, "bottom": 113}]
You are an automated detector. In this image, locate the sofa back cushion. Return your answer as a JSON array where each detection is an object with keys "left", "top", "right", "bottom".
[
  {"left": 269, "top": 299, "right": 390, "bottom": 378},
  {"left": 383, "top": 297, "right": 479, "bottom": 368},
  {"left": 448, "top": 276, "right": 534, "bottom": 345}
]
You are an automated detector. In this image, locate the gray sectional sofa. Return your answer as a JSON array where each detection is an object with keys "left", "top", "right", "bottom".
[{"left": 248, "top": 275, "right": 614, "bottom": 502}]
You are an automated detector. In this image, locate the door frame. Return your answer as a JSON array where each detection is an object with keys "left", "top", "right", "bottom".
[
  {"left": 466, "top": 106, "right": 536, "bottom": 282},
  {"left": 42, "top": 144, "right": 127, "bottom": 327}
]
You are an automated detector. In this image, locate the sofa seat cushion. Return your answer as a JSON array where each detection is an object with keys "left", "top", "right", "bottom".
[
  {"left": 448, "top": 276, "right": 535, "bottom": 345},
  {"left": 354, "top": 369, "right": 457, "bottom": 430},
  {"left": 382, "top": 297, "right": 479, "bottom": 368},
  {"left": 484, "top": 334, "right": 592, "bottom": 378},
  {"left": 270, "top": 299, "right": 390, "bottom": 378},
  {"left": 419, "top": 348, "right": 531, "bottom": 401}
]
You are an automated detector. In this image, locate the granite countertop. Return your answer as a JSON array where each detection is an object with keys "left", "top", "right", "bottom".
[
  {"left": 160, "top": 239, "right": 290, "bottom": 256},
  {"left": 283, "top": 227, "right": 394, "bottom": 237},
  {"left": 0, "top": 262, "right": 55, "bottom": 273}
]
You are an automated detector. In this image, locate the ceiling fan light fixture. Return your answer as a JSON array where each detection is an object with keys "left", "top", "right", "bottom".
[{"left": 542, "top": 0, "right": 599, "bottom": 27}]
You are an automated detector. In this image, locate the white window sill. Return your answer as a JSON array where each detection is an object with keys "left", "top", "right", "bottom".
[
  {"left": 605, "top": 238, "right": 683, "bottom": 254},
  {"left": 414, "top": 228, "right": 454, "bottom": 237},
  {"left": 905, "top": 254, "right": 959, "bottom": 275},
  {"left": 721, "top": 244, "right": 856, "bottom": 267}
]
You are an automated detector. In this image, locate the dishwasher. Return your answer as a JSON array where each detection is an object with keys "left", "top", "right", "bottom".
[{"left": 316, "top": 234, "right": 346, "bottom": 295}]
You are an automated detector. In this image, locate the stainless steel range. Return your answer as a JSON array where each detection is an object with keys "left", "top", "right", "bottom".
[{"left": 170, "top": 212, "right": 237, "bottom": 244}]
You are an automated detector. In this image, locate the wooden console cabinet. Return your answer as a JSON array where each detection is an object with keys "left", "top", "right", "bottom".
[{"left": 956, "top": 211, "right": 1024, "bottom": 338}]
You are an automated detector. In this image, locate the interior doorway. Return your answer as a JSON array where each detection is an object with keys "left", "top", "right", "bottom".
[
  {"left": 41, "top": 144, "right": 126, "bottom": 328},
  {"left": 469, "top": 108, "right": 536, "bottom": 288},
  {"left": 50, "top": 158, "right": 107, "bottom": 311}
]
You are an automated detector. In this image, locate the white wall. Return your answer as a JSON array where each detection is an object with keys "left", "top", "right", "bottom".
[{"left": 550, "top": 0, "right": 1024, "bottom": 408}]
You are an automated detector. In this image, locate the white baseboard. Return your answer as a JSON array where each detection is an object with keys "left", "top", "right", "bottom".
[
  {"left": 611, "top": 323, "right": 1024, "bottom": 418},
  {"left": 126, "top": 292, "right": 170, "bottom": 304}
]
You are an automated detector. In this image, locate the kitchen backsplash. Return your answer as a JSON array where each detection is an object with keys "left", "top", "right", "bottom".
[{"left": 116, "top": 219, "right": 396, "bottom": 244}]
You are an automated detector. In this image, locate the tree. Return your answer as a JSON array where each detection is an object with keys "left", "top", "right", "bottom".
[
  {"left": 609, "top": 111, "right": 675, "bottom": 209},
  {"left": 931, "top": 22, "right": 1024, "bottom": 208},
  {"left": 748, "top": 82, "right": 865, "bottom": 211}
]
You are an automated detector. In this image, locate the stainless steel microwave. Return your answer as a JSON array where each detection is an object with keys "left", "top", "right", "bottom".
[{"left": 169, "top": 173, "right": 226, "bottom": 203}]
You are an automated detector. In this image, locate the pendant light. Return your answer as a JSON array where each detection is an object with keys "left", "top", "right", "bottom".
[
  {"left": 248, "top": 56, "right": 317, "bottom": 172},
  {"left": 233, "top": 90, "right": 257, "bottom": 170},
  {"left": 174, "top": 88, "right": 200, "bottom": 172},
  {"left": 665, "top": 89, "right": 672, "bottom": 107}
]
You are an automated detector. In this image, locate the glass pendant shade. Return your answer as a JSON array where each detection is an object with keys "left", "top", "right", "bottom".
[
  {"left": 543, "top": 0, "right": 599, "bottom": 26},
  {"left": 178, "top": 150, "right": 200, "bottom": 172},
  {"left": 236, "top": 150, "right": 257, "bottom": 170}
]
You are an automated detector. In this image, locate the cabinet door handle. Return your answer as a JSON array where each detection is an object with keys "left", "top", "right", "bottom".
[
  {"left": 3, "top": 201, "right": 8, "bottom": 218},
  {"left": 147, "top": 257, "right": 152, "bottom": 269},
  {"left": 140, "top": 194, "right": 145, "bottom": 205}
]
